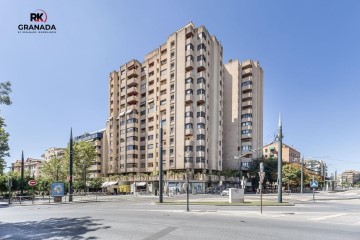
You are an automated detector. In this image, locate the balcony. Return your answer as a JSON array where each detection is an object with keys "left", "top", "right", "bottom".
[
  {"left": 197, "top": 151, "right": 205, "bottom": 157},
  {"left": 185, "top": 71, "right": 194, "bottom": 80},
  {"left": 198, "top": 105, "right": 205, "bottom": 112},
  {"left": 185, "top": 105, "right": 193, "bottom": 112},
  {"left": 185, "top": 94, "right": 193, "bottom": 104},
  {"left": 198, "top": 117, "right": 206, "bottom": 123},
  {"left": 197, "top": 82, "right": 206, "bottom": 90},
  {"left": 197, "top": 140, "right": 205, "bottom": 146},
  {"left": 241, "top": 85, "right": 252, "bottom": 91},
  {"left": 127, "top": 149, "right": 139, "bottom": 155},
  {"left": 242, "top": 60, "right": 252, "bottom": 69},
  {"left": 185, "top": 128, "right": 193, "bottom": 136},
  {"left": 241, "top": 125, "right": 252, "bottom": 131},
  {"left": 242, "top": 92, "right": 252, "bottom": 99},
  {"left": 241, "top": 101, "right": 252, "bottom": 107},
  {"left": 127, "top": 86, "right": 139, "bottom": 96},
  {"left": 160, "top": 104, "right": 167, "bottom": 111},
  {"left": 89, "top": 165, "right": 101, "bottom": 171},
  {"left": 127, "top": 95, "right": 138, "bottom": 105},
  {"left": 185, "top": 140, "right": 194, "bottom": 146},
  {"left": 242, "top": 68, "right": 252, "bottom": 78},
  {"left": 197, "top": 129, "right": 205, "bottom": 135},
  {"left": 185, "top": 49, "right": 194, "bottom": 57},
  {"left": 127, "top": 77, "right": 138, "bottom": 87},
  {"left": 127, "top": 122, "right": 138, "bottom": 129},
  {"left": 241, "top": 109, "right": 252, "bottom": 115},
  {"left": 241, "top": 133, "right": 252, "bottom": 138},
  {"left": 185, "top": 60, "right": 194, "bottom": 71},
  {"left": 127, "top": 68, "right": 138, "bottom": 78},
  {"left": 185, "top": 162, "right": 194, "bottom": 169},
  {"left": 185, "top": 82, "right": 193, "bottom": 90},
  {"left": 185, "top": 117, "right": 193, "bottom": 124},
  {"left": 197, "top": 94, "right": 206, "bottom": 104}
]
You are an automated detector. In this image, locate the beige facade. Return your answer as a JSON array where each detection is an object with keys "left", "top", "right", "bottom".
[
  {"left": 340, "top": 170, "right": 360, "bottom": 185},
  {"left": 74, "top": 129, "right": 108, "bottom": 178},
  {"left": 42, "top": 147, "right": 66, "bottom": 161},
  {"left": 105, "top": 22, "right": 224, "bottom": 175},
  {"left": 12, "top": 158, "right": 43, "bottom": 178},
  {"left": 263, "top": 142, "right": 301, "bottom": 164},
  {"left": 223, "top": 60, "right": 263, "bottom": 171}
]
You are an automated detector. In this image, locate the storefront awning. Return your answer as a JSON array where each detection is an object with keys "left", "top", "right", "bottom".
[
  {"left": 135, "top": 182, "right": 146, "bottom": 187},
  {"left": 101, "top": 181, "right": 118, "bottom": 187}
]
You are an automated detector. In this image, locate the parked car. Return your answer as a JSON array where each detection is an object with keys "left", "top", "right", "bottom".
[{"left": 221, "top": 188, "right": 230, "bottom": 196}]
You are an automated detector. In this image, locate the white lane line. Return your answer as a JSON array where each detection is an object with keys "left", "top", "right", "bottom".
[
  {"left": 309, "top": 213, "right": 349, "bottom": 221},
  {"left": 352, "top": 221, "right": 360, "bottom": 225}
]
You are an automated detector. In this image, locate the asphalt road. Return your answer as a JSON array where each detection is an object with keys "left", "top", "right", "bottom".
[{"left": 0, "top": 193, "right": 359, "bottom": 240}]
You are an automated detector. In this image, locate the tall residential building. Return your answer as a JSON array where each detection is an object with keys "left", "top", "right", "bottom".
[
  {"left": 12, "top": 158, "right": 43, "bottom": 178},
  {"left": 42, "top": 147, "right": 66, "bottom": 161},
  {"left": 263, "top": 142, "right": 301, "bottom": 164},
  {"left": 304, "top": 159, "right": 326, "bottom": 176},
  {"left": 74, "top": 129, "right": 108, "bottom": 178},
  {"left": 105, "top": 22, "right": 224, "bottom": 175},
  {"left": 223, "top": 60, "right": 263, "bottom": 171}
]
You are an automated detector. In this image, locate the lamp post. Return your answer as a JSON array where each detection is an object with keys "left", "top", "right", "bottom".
[
  {"left": 185, "top": 150, "right": 191, "bottom": 212},
  {"left": 234, "top": 155, "right": 242, "bottom": 188}
]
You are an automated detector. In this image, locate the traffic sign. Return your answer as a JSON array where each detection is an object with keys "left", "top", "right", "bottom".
[
  {"left": 28, "top": 179, "right": 37, "bottom": 186},
  {"left": 310, "top": 180, "right": 318, "bottom": 188},
  {"left": 258, "top": 172, "right": 265, "bottom": 183}
]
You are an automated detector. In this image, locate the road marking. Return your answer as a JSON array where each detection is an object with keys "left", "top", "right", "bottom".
[
  {"left": 352, "top": 221, "right": 360, "bottom": 225},
  {"left": 308, "top": 213, "right": 349, "bottom": 221},
  {"left": 143, "top": 226, "right": 177, "bottom": 240}
]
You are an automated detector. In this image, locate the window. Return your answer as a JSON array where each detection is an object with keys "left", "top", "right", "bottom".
[
  {"left": 197, "top": 77, "right": 206, "bottom": 84},
  {"left": 185, "top": 55, "right": 194, "bottom": 61},
  {"left": 184, "top": 146, "right": 193, "bottom": 151},
  {"left": 140, "top": 146, "right": 145, "bottom": 150},
  {"left": 170, "top": 62, "right": 175, "bottom": 70},
  {"left": 127, "top": 118, "right": 138, "bottom": 124},
  {"left": 196, "top": 157, "right": 205, "bottom": 163},
  {"left": 185, "top": 43, "right": 194, "bottom": 51},
  {"left": 241, "top": 129, "right": 252, "bottom": 134},
  {"left": 241, "top": 81, "right": 252, "bottom": 87},
  {"left": 160, "top": 99, "right": 166, "bottom": 105},
  {"left": 241, "top": 113, "right": 252, "bottom": 118},
  {"left": 170, "top": 51, "right": 175, "bottom": 59},
  {"left": 127, "top": 145, "right": 138, "bottom": 150},
  {"left": 170, "top": 41, "right": 175, "bottom": 48},
  {"left": 241, "top": 121, "right": 252, "bottom": 127},
  {"left": 140, "top": 110, "right": 146, "bottom": 116},
  {"left": 160, "top": 69, "right": 167, "bottom": 76},
  {"left": 126, "top": 136, "right": 138, "bottom": 141},
  {"left": 185, "top": 123, "right": 193, "bottom": 129},
  {"left": 148, "top": 144, "right": 154, "bottom": 149},
  {"left": 185, "top": 111, "right": 193, "bottom": 117},
  {"left": 148, "top": 135, "right": 154, "bottom": 140},
  {"left": 197, "top": 134, "right": 205, "bottom": 140},
  {"left": 197, "top": 55, "right": 206, "bottom": 62},
  {"left": 184, "top": 157, "right": 193, "bottom": 163},
  {"left": 185, "top": 77, "right": 193, "bottom": 84},
  {"left": 127, "top": 127, "right": 138, "bottom": 133},
  {"left": 241, "top": 146, "right": 252, "bottom": 151},
  {"left": 196, "top": 146, "right": 205, "bottom": 151},
  {"left": 197, "top": 112, "right": 205, "bottom": 118},
  {"left": 148, "top": 153, "right": 153, "bottom": 158},
  {"left": 197, "top": 43, "right": 206, "bottom": 51},
  {"left": 197, "top": 123, "right": 205, "bottom": 129},
  {"left": 197, "top": 89, "right": 205, "bottom": 95},
  {"left": 185, "top": 89, "right": 193, "bottom": 95},
  {"left": 198, "top": 32, "right": 207, "bottom": 40},
  {"left": 141, "top": 67, "right": 146, "bottom": 72}
]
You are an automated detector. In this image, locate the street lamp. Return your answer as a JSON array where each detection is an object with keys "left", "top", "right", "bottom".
[{"left": 234, "top": 155, "right": 242, "bottom": 188}]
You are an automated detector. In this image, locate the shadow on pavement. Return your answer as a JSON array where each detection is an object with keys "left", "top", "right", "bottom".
[{"left": 0, "top": 216, "right": 110, "bottom": 239}]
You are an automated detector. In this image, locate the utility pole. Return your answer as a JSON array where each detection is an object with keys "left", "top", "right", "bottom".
[
  {"left": 159, "top": 120, "right": 163, "bottom": 203},
  {"left": 301, "top": 157, "right": 304, "bottom": 194},
  {"left": 277, "top": 114, "right": 283, "bottom": 203},
  {"left": 186, "top": 150, "right": 190, "bottom": 212},
  {"left": 69, "top": 128, "right": 73, "bottom": 202},
  {"left": 20, "top": 151, "right": 24, "bottom": 195}
]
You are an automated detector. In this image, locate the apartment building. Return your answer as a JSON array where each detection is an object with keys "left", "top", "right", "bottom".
[
  {"left": 42, "top": 147, "right": 66, "bottom": 161},
  {"left": 105, "top": 22, "right": 224, "bottom": 176},
  {"left": 74, "top": 129, "right": 108, "bottom": 178},
  {"left": 12, "top": 158, "right": 43, "bottom": 178},
  {"left": 339, "top": 170, "right": 360, "bottom": 185},
  {"left": 263, "top": 142, "right": 301, "bottom": 164},
  {"left": 223, "top": 59, "right": 263, "bottom": 172},
  {"left": 304, "top": 159, "right": 326, "bottom": 176}
]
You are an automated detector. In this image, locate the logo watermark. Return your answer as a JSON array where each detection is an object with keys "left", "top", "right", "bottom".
[{"left": 18, "top": 9, "right": 56, "bottom": 34}]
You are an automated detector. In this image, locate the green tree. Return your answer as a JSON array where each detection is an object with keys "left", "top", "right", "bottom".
[
  {"left": 41, "top": 156, "right": 67, "bottom": 182},
  {"left": 89, "top": 177, "right": 103, "bottom": 190},
  {"left": 0, "top": 81, "right": 12, "bottom": 173},
  {"left": 282, "top": 163, "right": 301, "bottom": 188},
  {"left": 64, "top": 141, "right": 97, "bottom": 185},
  {"left": 248, "top": 158, "right": 278, "bottom": 190}
]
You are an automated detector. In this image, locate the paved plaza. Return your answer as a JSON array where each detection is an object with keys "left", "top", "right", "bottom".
[{"left": 0, "top": 190, "right": 359, "bottom": 239}]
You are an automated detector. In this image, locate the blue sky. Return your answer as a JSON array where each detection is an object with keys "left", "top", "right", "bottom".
[{"left": 0, "top": 0, "right": 359, "bottom": 174}]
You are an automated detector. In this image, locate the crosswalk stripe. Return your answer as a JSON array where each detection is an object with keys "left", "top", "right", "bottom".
[{"left": 309, "top": 213, "right": 349, "bottom": 221}]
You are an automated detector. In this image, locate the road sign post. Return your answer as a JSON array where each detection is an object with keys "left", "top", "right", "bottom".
[
  {"left": 28, "top": 180, "right": 37, "bottom": 204},
  {"left": 310, "top": 176, "right": 318, "bottom": 201},
  {"left": 258, "top": 162, "right": 265, "bottom": 214}
]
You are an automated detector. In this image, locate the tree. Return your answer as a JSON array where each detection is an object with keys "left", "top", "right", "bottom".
[
  {"left": 41, "top": 156, "right": 67, "bottom": 182},
  {"left": 0, "top": 81, "right": 11, "bottom": 173},
  {"left": 282, "top": 163, "right": 302, "bottom": 188},
  {"left": 247, "top": 158, "right": 278, "bottom": 190},
  {"left": 89, "top": 177, "right": 102, "bottom": 190},
  {"left": 64, "top": 141, "right": 97, "bottom": 185}
]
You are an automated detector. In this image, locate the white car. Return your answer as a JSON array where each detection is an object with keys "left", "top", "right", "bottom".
[{"left": 221, "top": 188, "right": 230, "bottom": 196}]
